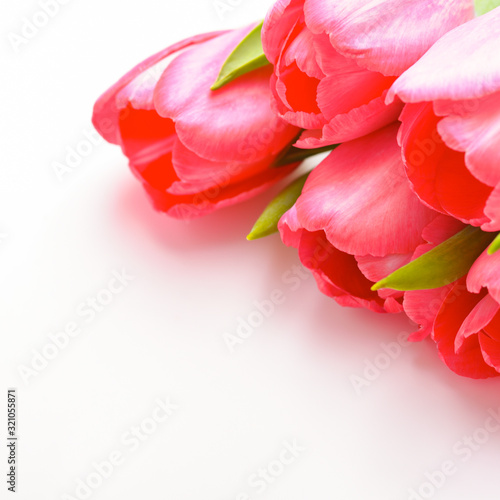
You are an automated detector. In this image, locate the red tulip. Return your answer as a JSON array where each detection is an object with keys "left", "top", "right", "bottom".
[
  {"left": 92, "top": 25, "right": 300, "bottom": 219},
  {"left": 262, "top": 0, "right": 474, "bottom": 147},
  {"left": 406, "top": 246, "right": 500, "bottom": 379},
  {"left": 389, "top": 8, "right": 500, "bottom": 231},
  {"left": 278, "top": 124, "right": 440, "bottom": 313}
]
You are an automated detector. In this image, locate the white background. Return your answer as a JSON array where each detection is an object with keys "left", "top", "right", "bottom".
[{"left": 2, "top": 1, "right": 500, "bottom": 499}]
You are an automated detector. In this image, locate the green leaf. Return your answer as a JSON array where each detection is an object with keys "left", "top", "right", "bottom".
[
  {"left": 372, "top": 226, "right": 496, "bottom": 292},
  {"left": 211, "top": 22, "right": 270, "bottom": 91},
  {"left": 488, "top": 233, "right": 500, "bottom": 255},
  {"left": 247, "top": 173, "right": 309, "bottom": 241},
  {"left": 475, "top": 0, "right": 500, "bottom": 15}
]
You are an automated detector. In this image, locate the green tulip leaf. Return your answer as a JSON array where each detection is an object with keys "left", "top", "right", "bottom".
[
  {"left": 488, "top": 233, "right": 500, "bottom": 255},
  {"left": 475, "top": 0, "right": 500, "bottom": 15},
  {"left": 211, "top": 21, "right": 269, "bottom": 90},
  {"left": 247, "top": 173, "right": 309, "bottom": 241},
  {"left": 372, "top": 226, "right": 496, "bottom": 292}
]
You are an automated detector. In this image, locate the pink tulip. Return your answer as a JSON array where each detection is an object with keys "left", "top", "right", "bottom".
[
  {"left": 388, "top": 8, "right": 500, "bottom": 231},
  {"left": 278, "top": 123, "right": 440, "bottom": 313},
  {"left": 92, "top": 25, "right": 300, "bottom": 219},
  {"left": 405, "top": 247, "right": 500, "bottom": 379},
  {"left": 262, "top": 0, "right": 474, "bottom": 148}
]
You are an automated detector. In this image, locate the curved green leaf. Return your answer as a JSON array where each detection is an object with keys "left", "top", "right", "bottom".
[
  {"left": 211, "top": 22, "right": 269, "bottom": 91},
  {"left": 372, "top": 226, "right": 496, "bottom": 292},
  {"left": 488, "top": 233, "right": 500, "bottom": 255},
  {"left": 475, "top": 0, "right": 500, "bottom": 15},
  {"left": 247, "top": 173, "right": 309, "bottom": 241}
]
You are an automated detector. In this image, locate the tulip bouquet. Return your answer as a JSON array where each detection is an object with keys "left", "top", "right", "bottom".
[{"left": 93, "top": 0, "right": 500, "bottom": 380}]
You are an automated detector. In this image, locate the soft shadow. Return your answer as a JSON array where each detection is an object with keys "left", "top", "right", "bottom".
[
  {"left": 307, "top": 289, "right": 500, "bottom": 407},
  {"left": 113, "top": 171, "right": 500, "bottom": 407},
  {"left": 113, "top": 174, "right": 288, "bottom": 252}
]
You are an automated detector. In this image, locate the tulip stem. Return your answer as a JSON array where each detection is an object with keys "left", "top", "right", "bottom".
[
  {"left": 274, "top": 143, "right": 338, "bottom": 167},
  {"left": 488, "top": 233, "right": 500, "bottom": 255}
]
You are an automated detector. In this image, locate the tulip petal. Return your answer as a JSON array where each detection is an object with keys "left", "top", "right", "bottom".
[
  {"left": 356, "top": 254, "right": 408, "bottom": 302},
  {"left": 303, "top": 0, "right": 474, "bottom": 77},
  {"left": 399, "top": 103, "right": 493, "bottom": 226},
  {"left": 434, "top": 149, "right": 493, "bottom": 225},
  {"left": 272, "top": 21, "right": 326, "bottom": 129},
  {"left": 435, "top": 91, "right": 500, "bottom": 188},
  {"left": 420, "top": 214, "right": 466, "bottom": 246},
  {"left": 92, "top": 32, "right": 222, "bottom": 145},
  {"left": 295, "top": 124, "right": 437, "bottom": 256},
  {"left": 356, "top": 254, "right": 412, "bottom": 284},
  {"left": 154, "top": 26, "right": 298, "bottom": 164},
  {"left": 317, "top": 73, "right": 395, "bottom": 122},
  {"left": 279, "top": 210, "right": 397, "bottom": 313},
  {"left": 297, "top": 93, "right": 402, "bottom": 147},
  {"left": 468, "top": 247, "right": 500, "bottom": 304},
  {"left": 283, "top": 25, "right": 324, "bottom": 79},
  {"left": 313, "top": 32, "right": 396, "bottom": 122},
  {"left": 455, "top": 294, "right": 500, "bottom": 353},
  {"left": 298, "top": 231, "right": 389, "bottom": 313},
  {"left": 404, "top": 286, "right": 454, "bottom": 342},
  {"left": 118, "top": 106, "right": 176, "bottom": 165},
  {"left": 403, "top": 215, "right": 466, "bottom": 341},
  {"left": 399, "top": 103, "right": 449, "bottom": 213},
  {"left": 484, "top": 185, "right": 500, "bottom": 232},
  {"left": 170, "top": 138, "right": 232, "bottom": 184},
  {"left": 483, "top": 310, "right": 500, "bottom": 342},
  {"left": 388, "top": 7, "right": 500, "bottom": 103},
  {"left": 478, "top": 331, "right": 500, "bottom": 373},
  {"left": 433, "top": 281, "right": 499, "bottom": 378},
  {"left": 272, "top": 72, "right": 326, "bottom": 129},
  {"left": 169, "top": 138, "right": 283, "bottom": 194},
  {"left": 278, "top": 204, "right": 303, "bottom": 248},
  {"left": 262, "top": 0, "right": 303, "bottom": 65},
  {"left": 131, "top": 153, "right": 297, "bottom": 219},
  {"left": 277, "top": 62, "right": 322, "bottom": 115}
]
